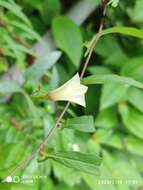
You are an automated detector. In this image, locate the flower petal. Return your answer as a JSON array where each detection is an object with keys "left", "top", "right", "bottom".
[{"left": 48, "top": 73, "right": 88, "bottom": 107}]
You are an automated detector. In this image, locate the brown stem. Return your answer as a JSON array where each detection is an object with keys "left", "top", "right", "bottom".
[
  {"left": 3, "top": 102, "right": 70, "bottom": 180},
  {"left": 80, "top": 0, "right": 108, "bottom": 79},
  {"left": 4, "top": 0, "right": 109, "bottom": 181}
]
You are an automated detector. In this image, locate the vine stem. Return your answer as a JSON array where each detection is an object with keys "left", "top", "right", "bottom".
[{"left": 4, "top": 0, "right": 109, "bottom": 181}]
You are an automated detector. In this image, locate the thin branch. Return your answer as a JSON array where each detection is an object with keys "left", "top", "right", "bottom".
[
  {"left": 4, "top": 0, "right": 109, "bottom": 181},
  {"left": 3, "top": 102, "right": 70, "bottom": 179},
  {"left": 80, "top": 0, "right": 109, "bottom": 78}
]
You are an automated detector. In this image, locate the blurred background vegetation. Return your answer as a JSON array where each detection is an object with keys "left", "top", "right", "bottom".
[{"left": 0, "top": 0, "right": 143, "bottom": 189}]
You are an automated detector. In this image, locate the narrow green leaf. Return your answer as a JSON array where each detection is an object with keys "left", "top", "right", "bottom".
[
  {"left": 11, "top": 20, "right": 41, "bottom": 41},
  {"left": 95, "top": 108, "right": 118, "bottom": 128},
  {"left": 0, "top": 80, "right": 38, "bottom": 118},
  {"left": 121, "top": 57, "right": 143, "bottom": 82},
  {"left": 23, "top": 92, "right": 38, "bottom": 118},
  {"left": 131, "top": 0, "right": 143, "bottom": 23},
  {"left": 98, "top": 130, "right": 143, "bottom": 157},
  {"left": 82, "top": 73, "right": 143, "bottom": 110},
  {"left": 119, "top": 104, "right": 143, "bottom": 140},
  {"left": 24, "top": 51, "right": 61, "bottom": 84},
  {"left": 64, "top": 116, "right": 95, "bottom": 132},
  {"left": 88, "top": 66, "right": 112, "bottom": 75},
  {"left": 94, "top": 129, "right": 143, "bottom": 157},
  {"left": 52, "top": 16, "right": 83, "bottom": 67},
  {"left": 122, "top": 134, "right": 143, "bottom": 157},
  {"left": 0, "top": 80, "right": 22, "bottom": 94},
  {"left": 4, "top": 34, "right": 34, "bottom": 55},
  {"left": 92, "top": 35, "right": 128, "bottom": 67},
  {"left": 88, "top": 27, "right": 143, "bottom": 58},
  {"left": 43, "top": 151, "right": 101, "bottom": 175},
  {"left": 82, "top": 74, "right": 143, "bottom": 89},
  {"left": 101, "top": 27, "right": 143, "bottom": 39},
  {"left": 127, "top": 87, "right": 143, "bottom": 113},
  {"left": 0, "top": 0, "right": 31, "bottom": 26},
  {"left": 100, "top": 82, "right": 128, "bottom": 110}
]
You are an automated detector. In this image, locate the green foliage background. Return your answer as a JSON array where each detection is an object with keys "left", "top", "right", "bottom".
[{"left": 0, "top": 0, "right": 143, "bottom": 189}]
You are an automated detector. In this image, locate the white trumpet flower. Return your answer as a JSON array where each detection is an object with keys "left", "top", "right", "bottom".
[{"left": 48, "top": 73, "right": 88, "bottom": 107}]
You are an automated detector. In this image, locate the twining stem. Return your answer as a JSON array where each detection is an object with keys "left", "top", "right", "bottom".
[
  {"left": 4, "top": 0, "right": 109, "bottom": 180},
  {"left": 80, "top": 0, "right": 108, "bottom": 78},
  {"left": 4, "top": 102, "right": 70, "bottom": 179}
]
